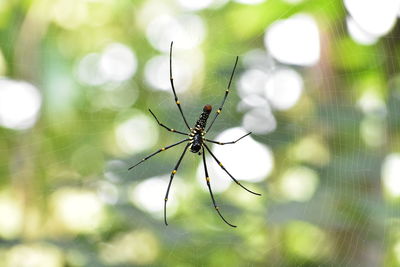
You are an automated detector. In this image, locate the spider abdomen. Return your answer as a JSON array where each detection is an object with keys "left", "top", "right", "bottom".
[
  {"left": 195, "top": 105, "right": 212, "bottom": 130},
  {"left": 190, "top": 133, "right": 203, "bottom": 153},
  {"left": 190, "top": 105, "right": 212, "bottom": 153}
]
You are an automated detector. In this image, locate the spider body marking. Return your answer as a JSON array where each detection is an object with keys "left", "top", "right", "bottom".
[
  {"left": 189, "top": 105, "right": 212, "bottom": 153},
  {"left": 128, "top": 41, "right": 261, "bottom": 228}
]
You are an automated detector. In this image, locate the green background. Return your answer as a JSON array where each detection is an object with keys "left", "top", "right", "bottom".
[{"left": 0, "top": 0, "right": 399, "bottom": 266}]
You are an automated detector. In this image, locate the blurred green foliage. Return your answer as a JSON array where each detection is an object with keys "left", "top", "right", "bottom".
[{"left": 0, "top": 0, "right": 399, "bottom": 266}]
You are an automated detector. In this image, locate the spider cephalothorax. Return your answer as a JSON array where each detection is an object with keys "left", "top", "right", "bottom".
[{"left": 128, "top": 42, "right": 261, "bottom": 228}]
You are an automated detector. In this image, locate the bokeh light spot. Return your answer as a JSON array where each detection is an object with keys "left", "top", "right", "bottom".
[
  {"left": 344, "top": 0, "right": 400, "bottom": 37},
  {"left": 238, "top": 69, "right": 269, "bottom": 97},
  {"left": 130, "top": 176, "right": 179, "bottom": 216},
  {"left": 76, "top": 53, "right": 106, "bottom": 86},
  {"left": 97, "top": 181, "right": 119, "bottom": 205},
  {"left": 242, "top": 49, "right": 276, "bottom": 71},
  {"left": 208, "top": 127, "right": 274, "bottom": 183},
  {"left": 357, "top": 90, "right": 386, "bottom": 115},
  {"left": 77, "top": 43, "right": 137, "bottom": 86},
  {"left": 95, "top": 82, "right": 139, "bottom": 110},
  {"left": 196, "top": 159, "right": 232, "bottom": 193},
  {"left": 0, "top": 191, "right": 23, "bottom": 239},
  {"left": 291, "top": 135, "right": 330, "bottom": 166},
  {"left": 99, "top": 43, "right": 137, "bottom": 82},
  {"left": 285, "top": 221, "right": 332, "bottom": 260},
  {"left": 233, "top": 0, "right": 266, "bottom": 4},
  {"left": 176, "top": 0, "right": 214, "bottom": 10},
  {"left": 265, "top": 68, "right": 303, "bottom": 110},
  {"left": 6, "top": 243, "right": 64, "bottom": 267},
  {"left": 382, "top": 153, "right": 400, "bottom": 198},
  {"left": 242, "top": 107, "right": 277, "bottom": 134},
  {"left": 100, "top": 230, "right": 159, "bottom": 265},
  {"left": 115, "top": 112, "right": 159, "bottom": 154},
  {"left": 51, "top": 188, "right": 105, "bottom": 233},
  {"left": 360, "top": 115, "right": 386, "bottom": 148},
  {"left": 144, "top": 55, "right": 193, "bottom": 93},
  {"left": 146, "top": 14, "right": 205, "bottom": 52},
  {"left": 0, "top": 79, "right": 42, "bottom": 130},
  {"left": 238, "top": 94, "right": 269, "bottom": 110},
  {"left": 279, "top": 166, "right": 319, "bottom": 202},
  {"left": 346, "top": 16, "right": 378, "bottom": 45},
  {"left": 52, "top": 0, "right": 87, "bottom": 30},
  {"left": 265, "top": 14, "right": 320, "bottom": 66}
]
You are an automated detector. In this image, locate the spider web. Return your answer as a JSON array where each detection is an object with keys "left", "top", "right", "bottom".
[
  {"left": 149, "top": 1, "right": 392, "bottom": 267},
  {"left": 0, "top": 0, "right": 397, "bottom": 266}
]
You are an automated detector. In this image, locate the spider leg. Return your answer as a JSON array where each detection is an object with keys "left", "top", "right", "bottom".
[
  {"left": 149, "top": 109, "right": 188, "bottom": 136},
  {"left": 128, "top": 139, "right": 189, "bottom": 170},
  {"left": 202, "top": 147, "right": 237, "bottom": 228},
  {"left": 169, "top": 41, "right": 191, "bottom": 130},
  {"left": 206, "top": 56, "right": 239, "bottom": 133},
  {"left": 164, "top": 142, "right": 190, "bottom": 226},
  {"left": 205, "top": 132, "right": 251, "bottom": 145},
  {"left": 203, "top": 143, "right": 261, "bottom": 196}
]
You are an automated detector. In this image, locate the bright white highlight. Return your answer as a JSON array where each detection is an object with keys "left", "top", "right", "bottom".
[
  {"left": 357, "top": 90, "right": 386, "bottom": 115},
  {"left": 115, "top": 113, "right": 158, "bottom": 154},
  {"left": 99, "top": 43, "right": 137, "bottom": 82},
  {"left": 77, "top": 44, "right": 137, "bottom": 86},
  {"left": 6, "top": 244, "right": 63, "bottom": 267},
  {"left": 146, "top": 14, "right": 205, "bottom": 52},
  {"left": 346, "top": 16, "right": 378, "bottom": 45},
  {"left": 100, "top": 230, "right": 159, "bottom": 265},
  {"left": 265, "top": 68, "right": 303, "bottom": 110},
  {"left": 77, "top": 53, "right": 106, "bottom": 86},
  {"left": 207, "top": 127, "right": 274, "bottom": 183},
  {"left": 130, "top": 176, "right": 178, "bottom": 216},
  {"left": 382, "top": 153, "right": 400, "bottom": 198},
  {"left": 238, "top": 69, "right": 269, "bottom": 97},
  {"left": 0, "top": 192, "right": 23, "bottom": 239},
  {"left": 265, "top": 14, "right": 320, "bottom": 66},
  {"left": 234, "top": 0, "right": 266, "bottom": 4},
  {"left": 144, "top": 55, "right": 193, "bottom": 93},
  {"left": 177, "top": 0, "right": 213, "bottom": 10},
  {"left": 52, "top": 189, "right": 105, "bottom": 233},
  {"left": 242, "top": 49, "right": 275, "bottom": 71},
  {"left": 104, "top": 83, "right": 139, "bottom": 109},
  {"left": 242, "top": 107, "right": 277, "bottom": 134},
  {"left": 239, "top": 94, "right": 269, "bottom": 110},
  {"left": 196, "top": 161, "right": 232, "bottom": 193},
  {"left": 280, "top": 166, "right": 319, "bottom": 202},
  {"left": 97, "top": 181, "right": 119, "bottom": 205},
  {"left": 344, "top": 0, "right": 400, "bottom": 37},
  {"left": 0, "top": 79, "right": 41, "bottom": 130}
]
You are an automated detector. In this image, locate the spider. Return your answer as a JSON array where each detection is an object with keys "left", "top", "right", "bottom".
[{"left": 129, "top": 42, "right": 261, "bottom": 228}]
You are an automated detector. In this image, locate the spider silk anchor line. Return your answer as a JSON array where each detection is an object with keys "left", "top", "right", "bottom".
[{"left": 128, "top": 41, "right": 261, "bottom": 228}]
